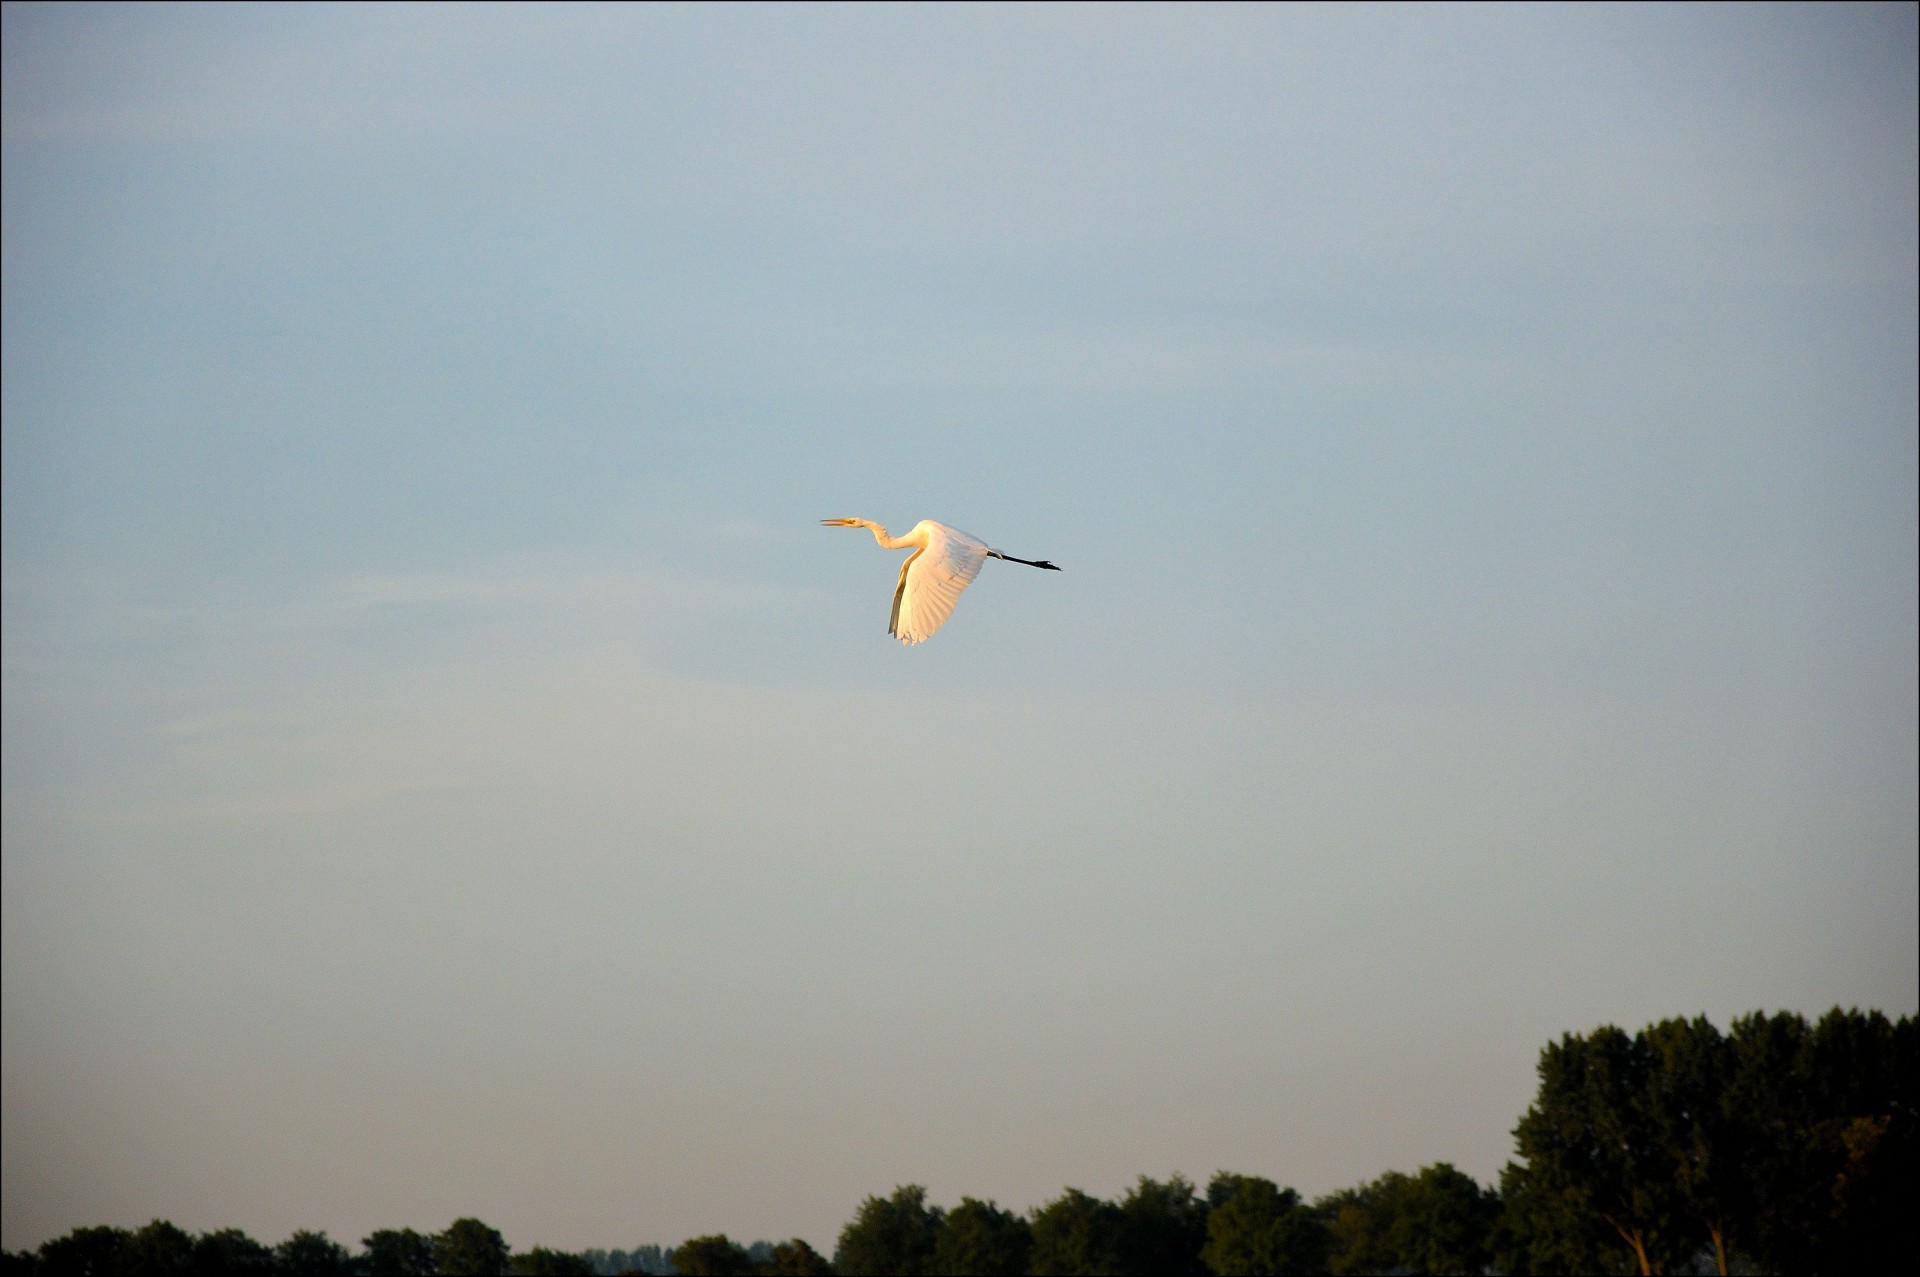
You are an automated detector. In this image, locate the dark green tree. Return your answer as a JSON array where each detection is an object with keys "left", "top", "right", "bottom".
[
  {"left": 667, "top": 1236, "right": 754, "bottom": 1276},
  {"left": 432, "top": 1220, "right": 509, "bottom": 1277},
  {"left": 362, "top": 1229, "right": 437, "bottom": 1276},
  {"left": 761, "top": 1239, "right": 835, "bottom": 1276},
  {"left": 1499, "top": 1008, "right": 1916, "bottom": 1275},
  {"left": 1805, "top": 1007, "right": 1917, "bottom": 1272},
  {"left": 1320, "top": 1170, "right": 1412, "bottom": 1275},
  {"left": 1028, "top": 1187, "right": 1121, "bottom": 1276},
  {"left": 1728, "top": 1008, "right": 1917, "bottom": 1273},
  {"left": 1113, "top": 1175, "right": 1208, "bottom": 1276},
  {"left": 192, "top": 1230, "right": 275, "bottom": 1277},
  {"left": 119, "top": 1222, "right": 197, "bottom": 1277},
  {"left": 1639, "top": 1017, "right": 1741, "bottom": 1275},
  {"left": 1507, "top": 1026, "right": 1695, "bottom": 1275},
  {"left": 934, "top": 1198, "right": 1031, "bottom": 1276},
  {"left": 1723, "top": 1009, "right": 1817, "bottom": 1273},
  {"left": 1491, "top": 1157, "right": 1633, "bottom": 1276},
  {"left": 1199, "top": 1174, "right": 1326, "bottom": 1276},
  {"left": 834, "top": 1185, "right": 943, "bottom": 1275},
  {"left": 1387, "top": 1163, "right": 1500, "bottom": 1275},
  {"left": 275, "top": 1232, "right": 353, "bottom": 1277},
  {"left": 33, "top": 1227, "right": 131, "bottom": 1277},
  {"left": 1, "top": 1251, "right": 39, "bottom": 1277},
  {"left": 596, "top": 1245, "right": 669, "bottom": 1275},
  {"left": 507, "top": 1249, "right": 594, "bottom": 1276}
]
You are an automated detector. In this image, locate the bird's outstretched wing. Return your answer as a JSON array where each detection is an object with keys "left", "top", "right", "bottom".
[{"left": 890, "top": 523, "right": 988, "bottom": 644}]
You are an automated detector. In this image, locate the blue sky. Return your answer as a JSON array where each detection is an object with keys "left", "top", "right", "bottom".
[{"left": 3, "top": 1, "right": 1915, "bottom": 1256}]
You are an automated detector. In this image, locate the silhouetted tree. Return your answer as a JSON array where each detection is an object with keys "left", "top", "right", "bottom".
[
  {"left": 276, "top": 1232, "right": 353, "bottom": 1277},
  {"left": 433, "top": 1220, "right": 509, "bottom": 1277},
  {"left": 1321, "top": 1170, "right": 1410, "bottom": 1275},
  {"left": 583, "top": 1245, "right": 670, "bottom": 1275},
  {"left": 120, "top": 1222, "right": 197, "bottom": 1277},
  {"left": 32, "top": 1227, "right": 130, "bottom": 1277},
  {"left": 1199, "top": 1175, "right": 1325, "bottom": 1276},
  {"left": 1028, "top": 1187, "right": 1122, "bottom": 1276},
  {"left": 1113, "top": 1176, "right": 1208, "bottom": 1276},
  {"left": 362, "top": 1230, "right": 437, "bottom": 1277},
  {"left": 1808, "top": 1006, "right": 1918, "bottom": 1272},
  {"left": 834, "top": 1185, "right": 942, "bottom": 1275},
  {"left": 508, "top": 1249, "right": 595, "bottom": 1276},
  {"left": 760, "top": 1239, "right": 834, "bottom": 1276},
  {"left": 934, "top": 1198, "right": 1031, "bottom": 1276},
  {"left": 1321, "top": 1163, "right": 1499, "bottom": 1274},
  {"left": 1492, "top": 1154, "right": 1632, "bottom": 1276},
  {"left": 667, "top": 1236, "right": 754, "bottom": 1276},
  {"left": 1729, "top": 1008, "right": 1916, "bottom": 1273},
  {"left": 1388, "top": 1164, "right": 1499, "bottom": 1275},
  {"left": 1507, "top": 1026, "right": 1695, "bottom": 1275},
  {"left": 190, "top": 1229, "right": 276, "bottom": 1277},
  {"left": 1639, "top": 1016, "right": 1741, "bottom": 1274},
  {"left": 1499, "top": 1009, "right": 1916, "bottom": 1275}
]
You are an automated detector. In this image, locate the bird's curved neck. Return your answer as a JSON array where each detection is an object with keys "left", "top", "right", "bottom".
[{"left": 862, "top": 521, "right": 912, "bottom": 550}]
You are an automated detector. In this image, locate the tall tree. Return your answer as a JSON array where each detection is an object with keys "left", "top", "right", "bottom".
[
  {"left": 119, "top": 1222, "right": 197, "bottom": 1277},
  {"left": 1508, "top": 1026, "right": 1695, "bottom": 1274},
  {"left": 1028, "top": 1187, "right": 1122, "bottom": 1276},
  {"left": 33, "top": 1227, "right": 131, "bottom": 1277},
  {"left": 362, "top": 1229, "right": 437, "bottom": 1276},
  {"left": 1638, "top": 1017, "right": 1741, "bottom": 1274},
  {"left": 834, "top": 1185, "right": 943, "bottom": 1276},
  {"left": 761, "top": 1239, "right": 835, "bottom": 1276},
  {"left": 1804, "top": 1006, "right": 1917, "bottom": 1271},
  {"left": 666, "top": 1237, "right": 754, "bottom": 1277},
  {"left": 275, "top": 1232, "right": 353, "bottom": 1277},
  {"left": 1323, "top": 1164, "right": 1495, "bottom": 1274},
  {"left": 507, "top": 1249, "right": 594, "bottom": 1276},
  {"left": 1113, "top": 1175, "right": 1208, "bottom": 1276},
  {"left": 580, "top": 1245, "right": 670, "bottom": 1275},
  {"left": 1320, "top": 1170, "right": 1412, "bottom": 1275},
  {"left": 1722, "top": 1009, "right": 1817, "bottom": 1272},
  {"left": 1501, "top": 1008, "right": 1915, "bottom": 1274},
  {"left": 1491, "top": 1156, "right": 1630, "bottom": 1276},
  {"left": 1728, "top": 1008, "right": 1917, "bottom": 1273},
  {"left": 1386, "top": 1163, "right": 1500, "bottom": 1275},
  {"left": 1198, "top": 1174, "right": 1326, "bottom": 1276},
  {"left": 935, "top": 1198, "right": 1032, "bottom": 1276},
  {"left": 432, "top": 1220, "right": 509, "bottom": 1277},
  {"left": 192, "top": 1230, "right": 276, "bottom": 1277}
]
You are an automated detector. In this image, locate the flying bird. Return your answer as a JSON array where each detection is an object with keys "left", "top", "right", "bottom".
[{"left": 821, "top": 518, "right": 1061, "bottom": 645}]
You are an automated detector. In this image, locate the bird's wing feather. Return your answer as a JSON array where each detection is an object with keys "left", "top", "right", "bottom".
[
  {"left": 889, "top": 548, "right": 920, "bottom": 638},
  {"left": 892, "top": 523, "right": 987, "bottom": 644}
]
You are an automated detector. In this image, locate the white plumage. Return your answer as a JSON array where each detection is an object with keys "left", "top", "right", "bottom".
[{"left": 821, "top": 518, "right": 1061, "bottom": 645}]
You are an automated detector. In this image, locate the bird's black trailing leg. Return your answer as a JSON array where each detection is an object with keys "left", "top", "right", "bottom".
[{"left": 989, "top": 551, "right": 1062, "bottom": 570}]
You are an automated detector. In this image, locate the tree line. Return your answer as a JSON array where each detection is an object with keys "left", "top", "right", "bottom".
[{"left": 5, "top": 1008, "right": 1910, "bottom": 1275}]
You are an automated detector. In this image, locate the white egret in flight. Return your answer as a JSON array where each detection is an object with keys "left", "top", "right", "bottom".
[{"left": 821, "top": 518, "right": 1061, "bottom": 645}]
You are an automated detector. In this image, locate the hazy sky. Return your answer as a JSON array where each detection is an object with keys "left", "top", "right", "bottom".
[{"left": 3, "top": 0, "right": 1915, "bottom": 1257}]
